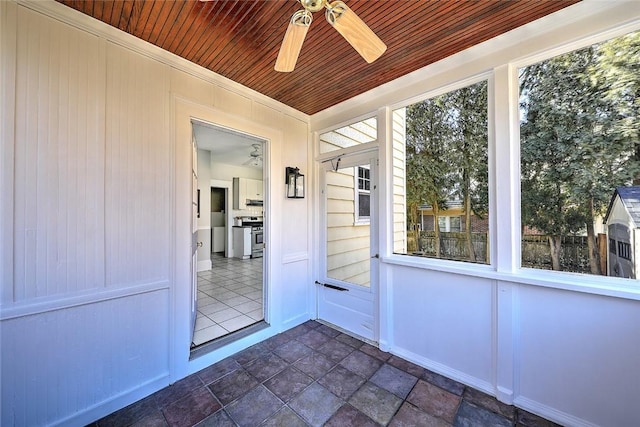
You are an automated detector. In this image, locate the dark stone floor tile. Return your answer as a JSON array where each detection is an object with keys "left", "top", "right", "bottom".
[
  {"left": 463, "top": 387, "right": 515, "bottom": 420},
  {"left": 264, "top": 366, "right": 314, "bottom": 403},
  {"left": 348, "top": 381, "right": 403, "bottom": 425},
  {"left": 194, "top": 409, "right": 236, "bottom": 427},
  {"left": 360, "top": 343, "right": 392, "bottom": 362},
  {"left": 294, "top": 351, "right": 336, "bottom": 380},
  {"left": 289, "top": 382, "right": 344, "bottom": 427},
  {"left": 97, "top": 394, "right": 157, "bottom": 427},
  {"left": 423, "top": 369, "right": 466, "bottom": 396},
  {"left": 281, "top": 323, "right": 311, "bottom": 341},
  {"left": 318, "top": 365, "right": 367, "bottom": 400},
  {"left": 335, "top": 333, "right": 365, "bottom": 349},
  {"left": 225, "top": 385, "right": 283, "bottom": 427},
  {"left": 245, "top": 353, "right": 289, "bottom": 382},
  {"left": 208, "top": 368, "right": 259, "bottom": 405},
  {"left": 389, "top": 402, "right": 449, "bottom": 427},
  {"left": 454, "top": 400, "right": 512, "bottom": 427},
  {"left": 273, "top": 339, "right": 313, "bottom": 363},
  {"left": 324, "top": 404, "right": 378, "bottom": 427},
  {"left": 302, "top": 320, "right": 321, "bottom": 329},
  {"left": 196, "top": 357, "right": 241, "bottom": 385},
  {"left": 387, "top": 355, "right": 426, "bottom": 378},
  {"left": 517, "top": 409, "right": 562, "bottom": 427},
  {"left": 370, "top": 363, "right": 418, "bottom": 399},
  {"left": 162, "top": 387, "right": 221, "bottom": 427},
  {"left": 262, "top": 333, "right": 292, "bottom": 350},
  {"left": 296, "top": 329, "right": 332, "bottom": 350},
  {"left": 262, "top": 406, "right": 310, "bottom": 427},
  {"left": 315, "top": 323, "right": 341, "bottom": 338},
  {"left": 317, "top": 339, "right": 355, "bottom": 364},
  {"left": 153, "top": 375, "right": 204, "bottom": 409},
  {"left": 233, "top": 342, "right": 271, "bottom": 366},
  {"left": 407, "top": 379, "right": 461, "bottom": 423},
  {"left": 130, "top": 411, "right": 168, "bottom": 427},
  {"left": 340, "top": 350, "right": 383, "bottom": 379}
]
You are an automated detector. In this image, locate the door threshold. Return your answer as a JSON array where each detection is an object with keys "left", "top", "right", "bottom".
[
  {"left": 315, "top": 319, "right": 378, "bottom": 347},
  {"left": 190, "top": 321, "right": 270, "bottom": 360}
]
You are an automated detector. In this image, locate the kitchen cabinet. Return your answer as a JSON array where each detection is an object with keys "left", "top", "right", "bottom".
[{"left": 233, "top": 177, "right": 263, "bottom": 209}]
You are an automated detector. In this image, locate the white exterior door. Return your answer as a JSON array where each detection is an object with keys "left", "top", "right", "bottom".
[{"left": 319, "top": 151, "right": 379, "bottom": 341}]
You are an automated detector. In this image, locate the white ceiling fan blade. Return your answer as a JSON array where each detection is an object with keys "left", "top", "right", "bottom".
[
  {"left": 275, "top": 10, "right": 313, "bottom": 72},
  {"left": 326, "top": 1, "right": 386, "bottom": 64}
]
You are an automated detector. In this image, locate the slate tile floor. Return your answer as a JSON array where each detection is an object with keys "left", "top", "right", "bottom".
[{"left": 94, "top": 321, "right": 559, "bottom": 427}]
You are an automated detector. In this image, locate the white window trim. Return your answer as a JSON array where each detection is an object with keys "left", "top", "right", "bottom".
[{"left": 354, "top": 165, "right": 371, "bottom": 225}]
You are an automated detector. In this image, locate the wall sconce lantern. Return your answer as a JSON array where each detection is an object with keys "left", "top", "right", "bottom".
[{"left": 286, "top": 167, "right": 304, "bottom": 198}]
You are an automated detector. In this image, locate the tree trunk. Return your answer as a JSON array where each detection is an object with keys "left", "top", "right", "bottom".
[
  {"left": 464, "top": 175, "right": 477, "bottom": 262},
  {"left": 586, "top": 197, "right": 602, "bottom": 275},
  {"left": 433, "top": 203, "right": 441, "bottom": 258},
  {"left": 408, "top": 203, "right": 418, "bottom": 252},
  {"left": 549, "top": 235, "right": 562, "bottom": 270}
]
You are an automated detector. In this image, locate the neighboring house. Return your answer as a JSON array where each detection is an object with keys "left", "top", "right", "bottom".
[
  {"left": 604, "top": 186, "right": 640, "bottom": 279},
  {"left": 418, "top": 200, "right": 489, "bottom": 233}
]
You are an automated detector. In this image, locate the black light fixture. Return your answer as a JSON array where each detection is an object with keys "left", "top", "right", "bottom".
[{"left": 286, "top": 167, "right": 305, "bottom": 198}]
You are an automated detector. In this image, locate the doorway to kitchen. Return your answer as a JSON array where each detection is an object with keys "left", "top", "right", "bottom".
[{"left": 191, "top": 120, "right": 267, "bottom": 348}]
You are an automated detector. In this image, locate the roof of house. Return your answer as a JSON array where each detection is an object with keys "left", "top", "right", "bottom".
[{"left": 604, "top": 186, "right": 640, "bottom": 227}]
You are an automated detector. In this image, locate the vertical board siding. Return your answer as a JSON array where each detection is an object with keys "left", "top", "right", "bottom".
[
  {"left": 105, "top": 43, "right": 171, "bottom": 287},
  {"left": 0, "top": 290, "right": 170, "bottom": 426},
  {"left": 13, "top": 8, "right": 106, "bottom": 301}
]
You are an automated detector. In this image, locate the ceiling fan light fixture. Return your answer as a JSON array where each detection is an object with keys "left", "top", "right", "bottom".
[
  {"left": 325, "top": 1, "right": 387, "bottom": 63},
  {"left": 275, "top": 9, "right": 313, "bottom": 72}
]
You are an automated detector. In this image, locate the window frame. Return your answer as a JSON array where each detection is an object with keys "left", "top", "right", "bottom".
[
  {"left": 381, "top": 22, "right": 640, "bottom": 300},
  {"left": 387, "top": 74, "right": 495, "bottom": 268},
  {"left": 354, "top": 165, "right": 371, "bottom": 224}
]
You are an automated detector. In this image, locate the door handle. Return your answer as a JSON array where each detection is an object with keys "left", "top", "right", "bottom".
[
  {"left": 371, "top": 254, "right": 379, "bottom": 259},
  {"left": 197, "top": 242, "right": 203, "bottom": 248},
  {"left": 315, "top": 281, "right": 349, "bottom": 291}
]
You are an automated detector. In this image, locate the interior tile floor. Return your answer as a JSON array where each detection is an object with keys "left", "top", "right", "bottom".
[
  {"left": 95, "top": 321, "right": 558, "bottom": 427},
  {"left": 193, "top": 253, "right": 264, "bottom": 347}
]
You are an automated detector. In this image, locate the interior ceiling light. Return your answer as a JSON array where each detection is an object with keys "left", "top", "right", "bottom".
[{"left": 274, "top": 0, "right": 387, "bottom": 72}]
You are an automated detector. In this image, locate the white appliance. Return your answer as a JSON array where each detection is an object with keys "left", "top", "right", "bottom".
[{"left": 233, "top": 226, "right": 252, "bottom": 259}]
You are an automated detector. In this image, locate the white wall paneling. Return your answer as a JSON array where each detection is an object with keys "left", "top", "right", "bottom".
[
  {"left": 1, "top": 1, "right": 312, "bottom": 425},
  {"left": 1, "top": 289, "right": 171, "bottom": 427},
  {"left": 105, "top": 42, "right": 171, "bottom": 288},
  {"left": 389, "top": 266, "right": 495, "bottom": 394},
  {"left": 516, "top": 287, "right": 640, "bottom": 427},
  {"left": 13, "top": 5, "right": 106, "bottom": 300}
]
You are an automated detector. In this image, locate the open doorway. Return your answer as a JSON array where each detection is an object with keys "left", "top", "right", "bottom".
[{"left": 191, "top": 120, "right": 267, "bottom": 348}]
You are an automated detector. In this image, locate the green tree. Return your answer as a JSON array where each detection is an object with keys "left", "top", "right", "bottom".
[
  {"left": 520, "top": 33, "right": 640, "bottom": 273},
  {"left": 406, "top": 96, "right": 456, "bottom": 257},
  {"left": 449, "top": 82, "right": 489, "bottom": 262}
]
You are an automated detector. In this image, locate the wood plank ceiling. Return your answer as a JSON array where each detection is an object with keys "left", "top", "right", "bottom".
[{"left": 56, "top": 0, "right": 579, "bottom": 115}]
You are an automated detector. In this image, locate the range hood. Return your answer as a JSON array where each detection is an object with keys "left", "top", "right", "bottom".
[{"left": 246, "top": 199, "right": 263, "bottom": 206}]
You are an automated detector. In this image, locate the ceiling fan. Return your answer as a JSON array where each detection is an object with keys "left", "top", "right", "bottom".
[
  {"left": 243, "top": 144, "right": 263, "bottom": 166},
  {"left": 274, "top": 0, "right": 387, "bottom": 72}
]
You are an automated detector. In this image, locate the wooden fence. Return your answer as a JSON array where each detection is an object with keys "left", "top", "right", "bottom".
[{"left": 410, "top": 232, "right": 595, "bottom": 273}]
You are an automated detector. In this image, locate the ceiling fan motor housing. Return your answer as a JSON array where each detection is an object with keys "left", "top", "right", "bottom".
[{"left": 300, "top": 0, "right": 326, "bottom": 13}]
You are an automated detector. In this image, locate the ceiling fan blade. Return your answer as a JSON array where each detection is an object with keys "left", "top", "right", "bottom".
[
  {"left": 326, "top": 1, "right": 386, "bottom": 64},
  {"left": 275, "top": 10, "right": 312, "bottom": 72}
]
